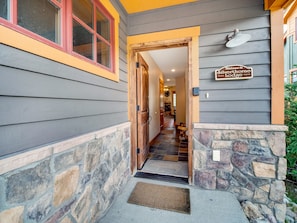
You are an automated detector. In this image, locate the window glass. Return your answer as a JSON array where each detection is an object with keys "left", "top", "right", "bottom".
[
  {"left": 0, "top": 0, "right": 8, "bottom": 19},
  {"left": 96, "top": 8, "right": 110, "bottom": 41},
  {"left": 73, "top": 20, "right": 93, "bottom": 60},
  {"left": 173, "top": 93, "right": 176, "bottom": 107},
  {"left": 17, "top": 0, "right": 60, "bottom": 43},
  {"left": 96, "top": 38, "right": 110, "bottom": 68},
  {"left": 72, "top": 0, "right": 93, "bottom": 29}
]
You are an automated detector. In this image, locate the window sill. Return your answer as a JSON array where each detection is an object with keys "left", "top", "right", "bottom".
[{"left": 0, "top": 24, "right": 119, "bottom": 82}]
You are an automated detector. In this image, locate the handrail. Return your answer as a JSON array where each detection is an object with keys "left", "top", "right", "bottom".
[{"left": 289, "top": 68, "right": 297, "bottom": 74}]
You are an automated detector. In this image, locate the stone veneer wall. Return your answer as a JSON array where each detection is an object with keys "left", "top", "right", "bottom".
[
  {"left": 0, "top": 122, "right": 130, "bottom": 223},
  {"left": 192, "top": 123, "right": 288, "bottom": 223}
]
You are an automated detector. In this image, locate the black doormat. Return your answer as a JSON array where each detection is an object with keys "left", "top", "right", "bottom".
[{"left": 127, "top": 182, "right": 191, "bottom": 214}]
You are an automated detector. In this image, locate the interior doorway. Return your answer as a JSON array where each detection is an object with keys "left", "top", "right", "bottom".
[
  {"left": 128, "top": 26, "right": 200, "bottom": 184},
  {"left": 138, "top": 47, "right": 189, "bottom": 180}
]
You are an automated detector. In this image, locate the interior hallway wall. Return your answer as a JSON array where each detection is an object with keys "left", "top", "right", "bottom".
[{"left": 175, "top": 76, "right": 186, "bottom": 125}]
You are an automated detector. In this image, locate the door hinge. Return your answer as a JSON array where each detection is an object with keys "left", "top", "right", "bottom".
[
  {"left": 137, "top": 148, "right": 140, "bottom": 154},
  {"left": 136, "top": 105, "right": 140, "bottom": 111},
  {"left": 136, "top": 62, "right": 139, "bottom": 68}
]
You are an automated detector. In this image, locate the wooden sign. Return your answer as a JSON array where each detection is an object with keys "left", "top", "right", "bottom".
[{"left": 215, "top": 65, "right": 253, "bottom": 81}]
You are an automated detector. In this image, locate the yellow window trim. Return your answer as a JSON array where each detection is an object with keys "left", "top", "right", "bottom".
[{"left": 0, "top": 0, "right": 120, "bottom": 82}]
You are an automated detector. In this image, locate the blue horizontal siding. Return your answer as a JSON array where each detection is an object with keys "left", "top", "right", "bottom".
[
  {"left": 127, "top": 0, "right": 271, "bottom": 124},
  {"left": 0, "top": 1, "right": 128, "bottom": 157}
]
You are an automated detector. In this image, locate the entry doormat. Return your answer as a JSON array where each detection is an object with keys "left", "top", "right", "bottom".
[{"left": 127, "top": 182, "right": 190, "bottom": 214}]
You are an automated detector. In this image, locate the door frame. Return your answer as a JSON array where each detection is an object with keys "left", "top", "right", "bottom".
[{"left": 127, "top": 26, "right": 200, "bottom": 184}]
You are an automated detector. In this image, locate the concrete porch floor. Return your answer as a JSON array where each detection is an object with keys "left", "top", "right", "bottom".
[{"left": 98, "top": 177, "right": 249, "bottom": 223}]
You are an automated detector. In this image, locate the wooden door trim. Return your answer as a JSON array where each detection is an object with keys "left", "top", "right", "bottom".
[{"left": 127, "top": 27, "right": 200, "bottom": 183}]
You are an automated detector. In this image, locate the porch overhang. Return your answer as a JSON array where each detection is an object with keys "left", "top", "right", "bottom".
[
  {"left": 264, "top": 0, "right": 295, "bottom": 10},
  {"left": 119, "top": 0, "right": 197, "bottom": 13},
  {"left": 120, "top": 0, "right": 292, "bottom": 13}
]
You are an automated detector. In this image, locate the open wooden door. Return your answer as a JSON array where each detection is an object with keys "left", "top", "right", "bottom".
[{"left": 136, "top": 54, "right": 149, "bottom": 169}]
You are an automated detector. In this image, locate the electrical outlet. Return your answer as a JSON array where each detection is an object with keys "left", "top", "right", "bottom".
[{"left": 213, "top": 150, "right": 220, "bottom": 161}]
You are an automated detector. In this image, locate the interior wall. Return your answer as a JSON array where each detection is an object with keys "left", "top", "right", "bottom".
[
  {"left": 175, "top": 76, "right": 186, "bottom": 125},
  {"left": 164, "top": 86, "right": 174, "bottom": 115},
  {"left": 140, "top": 52, "right": 163, "bottom": 142},
  {"left": 185, "top": 67, "right": 189, "bottom": 127}
]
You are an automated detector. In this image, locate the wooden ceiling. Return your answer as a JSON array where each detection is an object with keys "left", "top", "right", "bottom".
[
  {"left": 265, "top": 0, "right": 295, "bottom": 9},
  {"left": 119, "top": 0, "right": 294, "bottom": 14},
  {"left": 119, "top": 0, "right": 197, "bottom": 14}
]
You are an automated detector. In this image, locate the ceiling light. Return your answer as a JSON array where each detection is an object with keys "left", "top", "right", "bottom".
[
  {"left": 171, "top": 69, "right": 176, "bottom": 72},
  {"left": 166, "top": 79, "right": 170, "bottom": 81},
  {"left": 225, "top": 29, "right": 251, "bottom": 48}
]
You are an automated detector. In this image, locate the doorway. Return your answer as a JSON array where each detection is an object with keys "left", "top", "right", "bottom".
[
  {"left": 128, "top": 26, "right": 200, "bottom": 183},
  {"left": 138, "top": 47, "right": 189, "bottom": 180}
]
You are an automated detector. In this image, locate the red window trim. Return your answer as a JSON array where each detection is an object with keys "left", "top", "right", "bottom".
[
  {"left": 70, "top": 0, "right": 115, "bottom": 72},
  {"left": 11, "top": 0, "right": 17, "bottom": 24},
  {"left": 0, "top": 0, "right": 115, "bottom": 73},
  {"left": 96, "top": 0, "right": 115, "bottom": 72}
]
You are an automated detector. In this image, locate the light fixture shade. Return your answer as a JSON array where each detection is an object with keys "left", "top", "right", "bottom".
[{"left": 225, "top": 29, "right": 251, "bottom": 48}]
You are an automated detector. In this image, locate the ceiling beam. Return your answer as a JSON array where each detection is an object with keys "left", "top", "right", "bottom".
[{"left": 265, "top": 0, "right": 295, "bottom": 10}]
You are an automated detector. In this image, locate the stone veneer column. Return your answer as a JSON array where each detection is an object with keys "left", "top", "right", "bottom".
[
  {"left": 192, "top": 123, "right": 287, "bottom": 223},
  {"left": 0, "top": 122, "right": 131, "bottom": 223}
]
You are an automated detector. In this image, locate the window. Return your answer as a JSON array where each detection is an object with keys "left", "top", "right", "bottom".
[
  {"left": 0, "top": 0, "right": 118, "bottom": 78},
  {"left": 173, "top": 92, "right": 176, "bottom": 107},
  {"left": 0, "top": 0, "right": 63, "bottom": 46},
  {"left": 72, "top": 0, "right": 113, "bottom": 69}
]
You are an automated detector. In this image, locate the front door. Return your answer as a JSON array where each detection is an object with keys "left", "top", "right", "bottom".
[{"left": 136, "top": 54, "right": 149, "bottom": 169}]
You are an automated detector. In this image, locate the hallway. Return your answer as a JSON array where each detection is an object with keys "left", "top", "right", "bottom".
[{"left": 139, "top": 115, "right": 189, "bottom": 178}]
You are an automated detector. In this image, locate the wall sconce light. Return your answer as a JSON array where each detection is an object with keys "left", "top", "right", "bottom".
[{"left": 225, "top": 29, "right": 251, "bottom": 48}]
